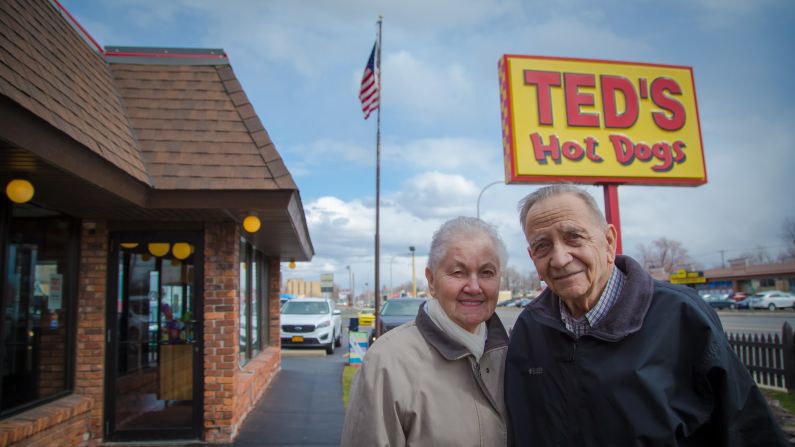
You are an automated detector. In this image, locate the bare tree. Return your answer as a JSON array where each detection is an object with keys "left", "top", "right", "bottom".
[
  {"left": 637, "top": 237, "right": 694, "bottom": 275},
  {"left": 739, "top": 246, "right": 774, "bottom": 265}
]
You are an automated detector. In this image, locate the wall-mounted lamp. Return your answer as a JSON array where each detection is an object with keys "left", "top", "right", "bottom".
[
  {"left": 172, "top": 242, "right": 192, "bottom": 260},
  {"left": 6, "top": 179, "right": 34, "bottom": 204},
  {"left": 120, "top": 242, "right": 139, "bottom": 249},
  {"left": 243, "top": 215, "right": 261, "bottom": 233},
  {"left": 289, "top": 258, "right": 296, "bottom": 269},
  {"left": 148, "top": 242, "right": 170, "bottom": 257}
]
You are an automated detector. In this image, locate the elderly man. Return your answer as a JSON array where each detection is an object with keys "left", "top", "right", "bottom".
[{"left": 505, "top": 185, "right": 786, "bottom": 446}]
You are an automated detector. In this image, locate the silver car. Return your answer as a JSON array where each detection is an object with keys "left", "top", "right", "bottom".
[{"left": 748, "top": 291, "right": 795, "bottom": 311}]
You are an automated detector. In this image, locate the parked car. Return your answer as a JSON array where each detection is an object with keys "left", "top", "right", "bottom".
[
  {"left": 702, "top": 293, "right": 736, "bottom": 310},
  {"left": 369, "top": 298, "right": 426, "bottom": 345},
  {"left": 748, "top": 291, "right": 795, "bottom": 311},
  {"left": 736, "top": 296, "right": 753, "bottom": 310},
  {"left": 357, "top": 308, "right": 375, "bottom": 328},
  {"left": 280, "top": 298, "right": 342, "bottom": 354},
  {"left": 514, "top": 298, "right": 532, "bottom": 308},
  {"left": 728, "top": 292, "right": 749, "bottom": 302}
]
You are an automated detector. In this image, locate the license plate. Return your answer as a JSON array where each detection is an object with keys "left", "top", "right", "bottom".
[{"left": 291, "top": 336, "right": 304, "bottom": 343}]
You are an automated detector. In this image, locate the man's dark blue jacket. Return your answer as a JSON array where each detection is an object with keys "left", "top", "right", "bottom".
[{"left": 505, "top": 255, "right": 787, "bottom": 446}]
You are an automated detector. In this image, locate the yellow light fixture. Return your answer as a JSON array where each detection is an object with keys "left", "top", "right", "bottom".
[
  {"left": 148, "top": 242, "right": 170, "bottom": 257},
  {"left": 6, "top": 179, "right": 34, "bottom": 204},
  {"left": 289, "top": 258, "right": 296, "bottom": 269},
  {"left": 172, "top": 242, "right": 191, "bottom": 260},
  {"left": 243, "top": 215, "right": 261, "bottom": 233},
  {"left": 120, "top": 242, "right": 139, "bottom": 249}
]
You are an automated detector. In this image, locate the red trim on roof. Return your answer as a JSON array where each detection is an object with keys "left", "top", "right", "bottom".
[
  {"left": 51, "top": 0, "right": 104, "bottom": 54},
  {"left": 104, "top": 51, "right": 228, "bottom": 59}
]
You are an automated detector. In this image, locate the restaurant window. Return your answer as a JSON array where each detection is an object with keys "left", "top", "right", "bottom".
[
  {"left": 1, "top": 203, "right": 77, "bottom": 417},
  {"left": 239, "top": 240, "right": 249, "bottom": 365},
  {"left": 239, "top": 240, "right": 269, "bottom": 366}
]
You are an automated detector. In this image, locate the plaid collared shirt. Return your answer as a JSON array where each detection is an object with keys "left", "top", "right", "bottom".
[{"left": 559, "top": 266, "right": 626, "bottom": 338}]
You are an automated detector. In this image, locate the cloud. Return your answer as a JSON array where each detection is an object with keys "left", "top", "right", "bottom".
[
  {"left": 380, "top": 50, "right": 475, "bottom": 122},
  {"left": 384, "top": 137, "right": 502, "bottom": 174},
  {"left": 392, "top": 172, "right": 480, "bottom": 219}
]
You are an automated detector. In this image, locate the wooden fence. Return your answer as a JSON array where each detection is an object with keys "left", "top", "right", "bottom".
[{"left": 727, "top": 322, "right": 795, "bottom": 391}]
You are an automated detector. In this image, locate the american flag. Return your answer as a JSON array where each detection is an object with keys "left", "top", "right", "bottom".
[{"left": 359, "top": 42, "right": 379, "bottom": 120}]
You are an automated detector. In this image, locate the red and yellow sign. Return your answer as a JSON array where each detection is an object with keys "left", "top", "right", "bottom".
[{"left": 499, "top": 55, "right": 707, "bottom": 185}]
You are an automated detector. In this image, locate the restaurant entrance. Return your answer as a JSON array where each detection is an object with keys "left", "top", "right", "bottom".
[{"left": 105, "top": 231, "right": 203, "bottom": 441}]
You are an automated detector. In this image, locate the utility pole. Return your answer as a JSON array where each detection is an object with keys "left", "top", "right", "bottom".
[{"left": 409, "top": 246, "right": 416, "bottom": 298}]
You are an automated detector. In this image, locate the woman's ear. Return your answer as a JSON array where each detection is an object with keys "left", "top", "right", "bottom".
[{"left": 425, "top": 267, "right": 435, "bottom": 297}]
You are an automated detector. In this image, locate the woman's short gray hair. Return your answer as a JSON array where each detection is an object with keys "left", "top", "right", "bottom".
[
  {"left": 426, "top": 217, "right": 508, "bottom": 272},
  {"left": 517, "top": 184, "right": 606, "bottom": 237}
]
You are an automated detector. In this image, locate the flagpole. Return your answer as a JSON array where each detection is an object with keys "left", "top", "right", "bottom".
[{"left": 374, "top": 16, "right": 383, "bottom": 338}]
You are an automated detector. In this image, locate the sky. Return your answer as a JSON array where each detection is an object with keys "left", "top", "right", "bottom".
[{"left": 62, "top": 0, "right": 795, "bottom": 295}]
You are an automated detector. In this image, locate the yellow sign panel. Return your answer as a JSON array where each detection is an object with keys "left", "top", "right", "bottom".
[
  {"left": 670, "top": 276, "right": 707, "bottom": 284},
  {"left": 498, "top": 55, "right": 707, "bottom": 185}
]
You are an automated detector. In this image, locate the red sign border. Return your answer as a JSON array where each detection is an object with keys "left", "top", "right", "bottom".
[{"left": 499, "top": 54, "right": 708, "bottom": 186}]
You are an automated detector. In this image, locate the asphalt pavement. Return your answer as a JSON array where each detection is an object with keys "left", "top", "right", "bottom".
[{"left": 228, "top": 340, "right": 348, "bottom": 446}]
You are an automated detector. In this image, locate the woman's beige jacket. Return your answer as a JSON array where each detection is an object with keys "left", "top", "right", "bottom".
[{"left": 341, "top": 307, "right": 509, "bottom": 447}]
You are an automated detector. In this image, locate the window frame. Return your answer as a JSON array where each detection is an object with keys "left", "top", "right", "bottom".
[
  {"left": 239, "top": 240, "right": 269, "bottom": 365},
  {"left": 0, "top": 202, "right": 79, "bottom": 418}
]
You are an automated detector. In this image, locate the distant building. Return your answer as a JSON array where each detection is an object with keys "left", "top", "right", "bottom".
[
  {"left": 284, "top": 278, "right": 322, "bottom": 297},
  {"left": 699, "top": 260, "right": 795, "bottom": 294}
]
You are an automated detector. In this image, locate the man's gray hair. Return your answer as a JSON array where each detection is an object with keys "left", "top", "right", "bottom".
[
  {"left": 518, "top": 185, "right": 607, "bottom": 236},
  {"left": 427, "top": 216, "right": 508, "bottom": 272}
]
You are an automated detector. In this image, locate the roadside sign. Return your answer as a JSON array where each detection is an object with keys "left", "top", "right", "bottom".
[
  {"left": 348, "top": 331, "right": 369, "bottom": 364},
  {"left": 320, "top": 273, "right": 334, "bottom": 293},
  {"left": 499, "top": 54, "right": 706, "bottom": 185}
]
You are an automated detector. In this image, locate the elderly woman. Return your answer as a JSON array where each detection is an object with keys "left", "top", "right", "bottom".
[{"left": 341, "top": 217, "right": 509, "bottom": 447}]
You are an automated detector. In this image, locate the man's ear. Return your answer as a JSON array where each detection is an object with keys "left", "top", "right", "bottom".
[
  {"left": 424, "top": 267, "right": 435, "bottom": 297},
  {"left": 605, "top": 224, "right": 618, "bottom": 264}
]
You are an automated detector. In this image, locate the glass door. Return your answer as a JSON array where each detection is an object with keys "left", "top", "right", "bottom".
[{"left": 105, "top": 232, "right": 202, "bottom": 441}]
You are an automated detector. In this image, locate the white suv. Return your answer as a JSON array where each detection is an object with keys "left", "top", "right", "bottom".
[{"left": 280, "top": 298, "right": 342, "bottom": 354}]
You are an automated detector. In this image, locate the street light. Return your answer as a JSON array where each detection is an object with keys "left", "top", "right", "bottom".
[
  {"left": 476, "top": 180, "right": 503, "bottom": 219},
  {"left": 409, "top": 246, "right": 416, "bottom": 298},
  {"left": 346, "top": 265, "right": 353, "bottom": 307}
]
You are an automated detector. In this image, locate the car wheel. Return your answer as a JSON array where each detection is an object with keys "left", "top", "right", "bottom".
[
  {"left": 325, "top": 331, "right": 335, "bottom": 354},
  {"left": 768, "top": 303, "right": 776, "bottom": 311},
  {"left": 334, "top": 331, "right": 342, "bottom": 347}
]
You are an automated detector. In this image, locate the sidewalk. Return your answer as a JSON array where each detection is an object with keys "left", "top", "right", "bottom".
[{"left": 228, "top": 350, "right": 346, "bottom": 446}]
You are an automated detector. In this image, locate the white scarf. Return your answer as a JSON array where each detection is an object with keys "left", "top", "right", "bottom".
[{"left": 424, "top": 298, "right": 487, "bottom": 362}]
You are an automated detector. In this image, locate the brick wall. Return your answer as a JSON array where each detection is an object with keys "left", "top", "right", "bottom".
[
  {"left": 202, "top": 222, "right": 283, "bottom": 443},
  {"left": 0, "top": 395, "right": 93, "bottom": 446},
  {"left": 203, "top": 222, "right": 239, "bottom": 443},
  {"left": 268, "top": 258, "right": 282, "bottom": 347},
  {"left": 74, "top": 220, "right": 107, "bottom": 442}
]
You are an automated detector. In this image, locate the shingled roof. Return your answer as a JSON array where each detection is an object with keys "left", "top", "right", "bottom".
[
  {"left": 108, "top": 48, "right": 297, "bottom": 192},
  {"left": 0, "top": 0, "right": 149, "bottom": 184},
  {"left": 0, "top": 0, "right": 312, "bottom": 261}
]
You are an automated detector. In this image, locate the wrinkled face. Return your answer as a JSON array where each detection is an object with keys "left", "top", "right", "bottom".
[
  {"left": 425, "top": 234, "right": 501, "bottom": 333},
  {"left": 523, "top": 193, "right": 617, "bottom": 309}
]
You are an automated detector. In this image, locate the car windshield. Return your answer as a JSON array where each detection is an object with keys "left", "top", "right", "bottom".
[
  {"left": 282, "top": 301, "right": 329, "bottom": 315},
  {"left": 381, "top": 300, "right": 424, "bottom": 316}
]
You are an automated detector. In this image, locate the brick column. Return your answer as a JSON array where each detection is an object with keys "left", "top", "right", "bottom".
[
  {"left": 268, "top": 258, "right": 281, "bottom": 347},
  {"left": 203, "top": 222, "right": 240, "bottom": 443},
  {"left": 75, "top": 220, "right": 108, "bottom": 440}
]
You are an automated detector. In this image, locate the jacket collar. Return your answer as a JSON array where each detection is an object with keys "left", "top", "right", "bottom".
[
  {"left": 527, "top": 255, "right": 654, "bottom": 341},
  {"left": 415, "top": 303, "right": 509, "bottom": 360}
]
